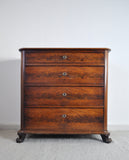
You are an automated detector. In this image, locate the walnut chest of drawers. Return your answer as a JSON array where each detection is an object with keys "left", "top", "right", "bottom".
[{"left": 16, "top": 48, "right": 112, "bottom": 143}]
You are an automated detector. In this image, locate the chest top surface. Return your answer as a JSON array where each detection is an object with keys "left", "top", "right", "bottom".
[{"left": 19, "top": 48, "right": 111, "bottom": 52}]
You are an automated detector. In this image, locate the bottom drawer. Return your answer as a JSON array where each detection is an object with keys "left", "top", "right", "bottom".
[{"left": 24, "top": 108, "right": 104, "bottom": 133}]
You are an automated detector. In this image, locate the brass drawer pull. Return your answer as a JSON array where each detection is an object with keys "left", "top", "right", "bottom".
[
  {"left": 62, "top": 55, "right": 67, "bottom": 59},
  {"left": 62, "top": 72, "right": 67, "bottom": 76},
  {"left": 62, "top": 114, "right": 67, "bottom": 118},
  {"left": 62, "top": 93, "right": 67, "bottom": 96}
]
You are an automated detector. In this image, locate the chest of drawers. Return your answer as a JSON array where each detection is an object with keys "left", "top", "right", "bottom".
[{"left": 16, "top": 48, "right": 112, "bottom": 143}]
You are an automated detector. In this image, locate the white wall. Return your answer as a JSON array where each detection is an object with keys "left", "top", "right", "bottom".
[{"left": 0, "top": 0, "right": 129, "bottom": 125}]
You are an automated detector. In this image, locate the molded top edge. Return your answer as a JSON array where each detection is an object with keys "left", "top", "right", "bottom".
[{"left": 19, "top": 48, "right": 111, "bottom": 52}]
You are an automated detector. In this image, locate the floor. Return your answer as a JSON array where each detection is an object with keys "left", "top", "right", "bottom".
[{"left": 0, "top": 129, "right": 129, "bottom": 160}]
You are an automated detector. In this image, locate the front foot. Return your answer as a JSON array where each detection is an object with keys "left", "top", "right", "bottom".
[
  {"left": 101, "top": 132, "right": 112, "bottom": 143},
  {"left": 16, "top": 132, "right": 26, "bottom": 143}
]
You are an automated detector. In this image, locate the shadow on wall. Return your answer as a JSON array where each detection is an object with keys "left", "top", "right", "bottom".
[{"left": 0, "top": 60, "right": 20, "bottom": 125}]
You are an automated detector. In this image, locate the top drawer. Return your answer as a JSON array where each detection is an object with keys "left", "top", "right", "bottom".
[{"left": 25, "top": 50, "right": 104, "bottom": 65}]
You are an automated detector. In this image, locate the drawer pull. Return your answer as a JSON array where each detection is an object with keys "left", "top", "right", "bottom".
[
  {"left": 62, "top": 72, "right": 67, "bottom": 76},
  {"left": 62, "top": 114, "right": 67, "bottom": 118},
  {"left": 62, "top": 55, "right": 67, "bottom": 59},
  {"left": 62, "top": 93, "right": 67, "bottom": 96}
]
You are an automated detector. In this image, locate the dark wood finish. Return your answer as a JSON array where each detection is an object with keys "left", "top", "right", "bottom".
[
  {"left": 104, "top": 51, "right": 108, "bottom": 131},
  {"left": 25, "top": 66, "right": 104, "bottom": 86},
  {"left": 25, "top": 51, "right": 105, "bottom": 65},
  {"left": 17, "top": 130, "right": 107, "bottom": 134},
  {"left": 21, "top": 51, "right": 25, "bottom": 130},
  {"left": 24, "top": 87, "right": 104, "bottom": 107},
  {"left": 24, "top": 108, "right": 104, "bottom": 132},
  {"left": 16, "top": 132, "right": 26, "bottom": 143},
  {"left": 19, "top": 48, "right": 111, "bottom": 52},
  {"left": 17, "top": 48, "right": 111, "bottom": 143},
  {"left": 101, "top": 132, "right": 112, "bottom": 143}
]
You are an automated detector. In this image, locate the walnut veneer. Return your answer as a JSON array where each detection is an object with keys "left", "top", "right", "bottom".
[{"left": 16, "top": 48, "right": 112, "bottom": 143}]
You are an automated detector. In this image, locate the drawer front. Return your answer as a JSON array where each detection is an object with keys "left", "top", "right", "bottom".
[
  {"left": 25, "top": 66, "right": 104, "bottom": 86},
  {"left": 24, "top": 108, "right": 104, "bottom": 133},
  {"left": 25, "top": 51, "right": 104, "bottom": 65},
  {"left": 24, "top": 87, "right": 104, "bottom": 107}
]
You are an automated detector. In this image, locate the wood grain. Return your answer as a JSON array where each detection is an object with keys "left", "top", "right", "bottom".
[
  {"left": 24, "top": 87, "right": 104, "bottom": 107},
  {"left": 25, "top": 66, "right": 104, "bottom": 86},
  {"left": 104, "top": 51, "right": 108, "bottom": 131},
  {"left": 17, "top": 48, "right": 111, "bottom": 143},
  {"left": 25, "top": 51, "right": 104, "bottom": 65},
  {"left": 24, "top": 108, "right": 104, "bottom": 133},
  {"left": 21, "top": 51, "right": 25, "bottom": 130}
]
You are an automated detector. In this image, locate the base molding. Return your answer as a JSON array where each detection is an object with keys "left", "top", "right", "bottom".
[
  {"left": 0, "top": 124, "right": 129, "bottom": 131},
  {"left": 17, "top": 129, "right": 109, "bottom": 135},
  {"left": 0, "top": 124, "right": 19, "bottom": 130},
  {"left": 108, "top": 125, "right": 129, "bottom": 131},
  {"left": 1, "top": 124, "right": 129, "bottom": 131}
]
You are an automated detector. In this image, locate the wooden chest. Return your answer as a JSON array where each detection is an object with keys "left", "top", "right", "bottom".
[{"left": 16, "top": 48, "right": 112, "bottom": 143}]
